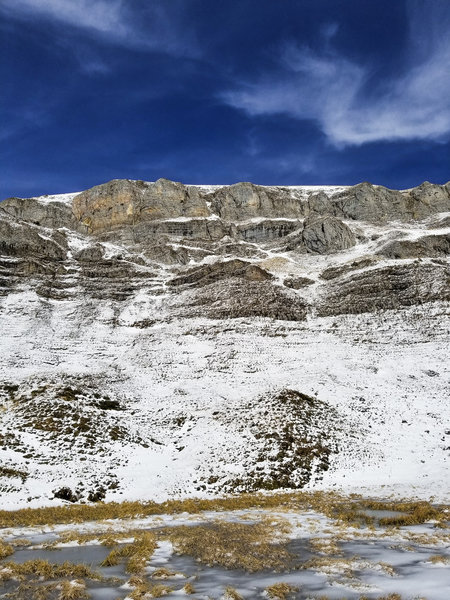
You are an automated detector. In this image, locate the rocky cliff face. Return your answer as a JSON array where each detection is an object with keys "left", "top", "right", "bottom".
[
  {"left": 0, "top": 178, "right": 449, "bottom": 506},
  {"left": 1, "top": 178, "right": 449, "bottom": 318}
]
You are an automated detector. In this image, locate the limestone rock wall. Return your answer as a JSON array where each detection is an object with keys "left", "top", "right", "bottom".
[{"left": 1, "top": 177, "right": 449, "bottom": 319}]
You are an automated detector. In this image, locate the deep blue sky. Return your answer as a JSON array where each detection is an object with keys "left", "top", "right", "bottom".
[{"left": 1, "top": 0, "right": 449, "bottom": 199}]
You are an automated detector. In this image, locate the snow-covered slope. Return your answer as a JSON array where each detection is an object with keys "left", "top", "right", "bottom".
[{"left": 0, "top": 178, "right": 449, "bottom": 508}]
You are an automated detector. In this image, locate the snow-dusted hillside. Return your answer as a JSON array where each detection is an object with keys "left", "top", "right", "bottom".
[{"left": 0, "top": 178, "right": 449, "bottom": 508}]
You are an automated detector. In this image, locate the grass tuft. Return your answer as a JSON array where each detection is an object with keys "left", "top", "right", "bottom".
[
  {"left": 265, "top": 583, "right": 299, "bottom": 600},
  {"left": 224, "top": 586, "right": 244, "bottom": 600},
  {"left": 183, "top": 582, "right": 195, "bottom": 594},
  {"left": 58, "top": 579, "right": 89, "bottom": 600},
  {"left": 0, "top": 539, "right": 14, "bottom": 559},
  {"left": 101, "top": 532, "right": 157, "bottom": 574}
]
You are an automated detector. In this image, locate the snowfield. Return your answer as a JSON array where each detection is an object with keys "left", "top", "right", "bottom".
[{"left": 0, "top": 295, "right": 448, "bottom": 509}]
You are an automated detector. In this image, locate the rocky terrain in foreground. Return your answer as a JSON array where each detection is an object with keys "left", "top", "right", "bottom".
[{"left": 0, "top": 178, "right": 449, "bottom": 507}]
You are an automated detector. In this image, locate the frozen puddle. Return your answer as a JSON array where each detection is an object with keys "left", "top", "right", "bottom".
[{"left": 1, "top": 507, "right": 449, "bottom": 600}]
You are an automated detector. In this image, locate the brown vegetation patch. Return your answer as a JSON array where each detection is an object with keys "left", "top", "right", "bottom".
[
  {"left": 0, "top": 490, "right": 447, "bottom": 532},
  {"left": 0, "top": 539, "right": 14, "bottom": 559},
  {"left": 101, "top": 531, "right": 157, "bottom": 574},
  {"left": 0, "top": 466, "right": 28, "bottom": 482},
  {"left": 265, "top": 582, "right": 299, "bottom": 600},
  {"left": 127, "top": 575, "right": 173, "bottom": 599},
  {"left": 163, "top": 518, "right": 293, "bottom": 572},
  {"left": 0, "top": 559, "right": 102, "bottom": 581}
]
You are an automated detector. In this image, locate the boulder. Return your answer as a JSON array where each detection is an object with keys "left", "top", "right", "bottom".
[
  {"left": 302, "top": 216, "right": 356, "bottom": 254},
  {"left": 74, "top": 244, "right": 104, "bottom": 262}
]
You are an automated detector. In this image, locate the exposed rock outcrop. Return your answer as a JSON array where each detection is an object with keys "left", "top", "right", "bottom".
[
  {"left": 408, "top": 181, "right": 450, "bottom": 217},
  {"left": 331, "top": 181, "right": 450, "bottom": 222},
  {"left": 209, "top": 182, "right": 306, "bottom": 221},
  {"left": 307, "top": 191, "right": 333, "bottom": 217},
  {"left": 301, "top": 216, "right": 356, "bottom": 254},
  {"left": 184, "top": 278, "right": 308, "bottom": 321},
  {"left": 1, "top": 196, "right": 76, "bottom": 229},
  {"left": 231, "top": 219, "right": 301, "bottom": 243},
  {"left": 318, "top": 262, "right": 450, "bottom": 316},
  {"left": 332, "top": 183, "right": 408, "bottom": 222},
  {"left": 168, "top": 259, "right": 272, "bottom": 288},
  {"left": 0, "top": 216, "right": 67, "bottom": 260},
  {"left": 377, "top": 234, "right": 450, "bottom": 259},
  {"left": 283, "top": 276, "right": 315, "bottom": 289},
  {"left": 72, "top": 178, "right": 210, "bottom": 234}
]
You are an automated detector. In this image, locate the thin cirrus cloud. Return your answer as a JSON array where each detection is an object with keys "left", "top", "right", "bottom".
[
  {"left": 220, "top": 5, "right": 450, "bottom": 147},
  {"left": 0, "top": 0, "right": 200, "bottom": 57}
]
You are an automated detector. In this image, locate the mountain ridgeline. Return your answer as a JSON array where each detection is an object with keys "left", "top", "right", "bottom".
[{"left": 1, "top": 178, "right": 449, "bottom": 318}]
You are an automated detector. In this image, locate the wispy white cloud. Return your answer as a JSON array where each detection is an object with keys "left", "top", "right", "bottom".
[
  {"left": 220, "top": 2, "right": 450, "bottom": 146},
  {"left": 0, "top": 0, "right": 200, "bottom": 57}
]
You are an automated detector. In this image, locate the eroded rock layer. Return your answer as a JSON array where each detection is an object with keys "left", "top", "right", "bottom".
[{"left": 1, "top": 178, "right": 449, "bottom": 318}]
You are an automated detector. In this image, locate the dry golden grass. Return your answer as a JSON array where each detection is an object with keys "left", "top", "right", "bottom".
[
  {"left": 404, "top": 530, "right": 450, "bottom": 546},
  {"left": 183, "top": 582, "right": 195, "bottom": 594},
  {"left": 309, "top": 536, "right": 343, "bottom": 556},
  {"left": 147, "top": 584, "right": 173, "bottom": 598},
  {"left": 427, "top": 554, "right": 450, "bottom": 564},
  {"left": 164, "top": 518, "right": 293, "bottom": 572},
  {"left": 50, "top": 528, "right": 139, "bottom": 549},
  {"left": 0, "top": 490, "right": 446, "bottom": 531},
  {"left": 0, "top": 539, "right": 14, "bottom": 559},
  {"left": 151, "top": 567, "right": 182, "bottom": 579},
  {"left": 127, "top": 575, "right": 173, "bottom": 599},
  {"left": 359, "top": 595, "right": 403, "bottom": 600},
  {"left": 335, "top": 509, "right": 375, "bottom": 527},
  {"left": 58, "top": 579, "right": 89, "bottom": 600},
  {"left": 378, "top": 561, "right": 396, "bottom": 576},
  {"left": 224, "top": 586, "right": 244, "bottom": 600},
  {"left": 0, "top": 493, "right": 293, "bottom": 528},
  {"left": 0, "top": 581, "right": 58, "bottom": 600},
  {"left": 301, "top": 556, "right": 355, "bottom": 578},
  {"left": 265, "top": 582, "right": 299, "bottom": 600},
  {"left": 6, "top": 537, "right": 30, "bottom": 547},
  {"left": 127, "top": 576, "right": 150, "bottom": 600},
  {"left": 100, "top": 548, "right": 122, "bottom": 566},
  {"left": 0, "top": 559, "right": 102, "bottom": 581},
  {"left": 378, "top": 502, "right": 444, "bottom": 527},
  {"left": 101, "top": 531, "right": 157, "bottom": 574}
]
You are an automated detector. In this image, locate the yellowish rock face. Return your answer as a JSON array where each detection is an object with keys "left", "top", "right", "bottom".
[{"left": 72, "top": 179, "right": 211, "bottom": 233}]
